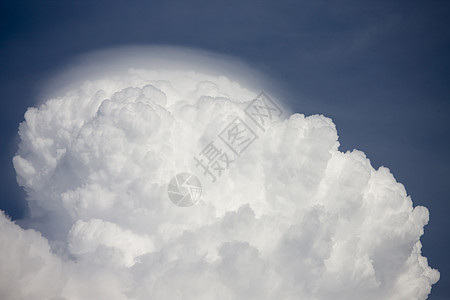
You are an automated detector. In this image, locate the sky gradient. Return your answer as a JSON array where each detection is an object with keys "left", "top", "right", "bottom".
[{"left": 0, "top": 1, "right": 449, "bottom": 298}]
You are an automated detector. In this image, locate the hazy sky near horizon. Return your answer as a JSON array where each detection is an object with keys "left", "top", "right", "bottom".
[{"left": 0, "top": 1, "right": 449, "bottom": 299}]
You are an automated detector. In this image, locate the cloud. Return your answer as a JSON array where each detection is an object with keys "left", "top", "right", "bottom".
[{"left": 3, "top": 49, "right": 439, "bottom": 299}]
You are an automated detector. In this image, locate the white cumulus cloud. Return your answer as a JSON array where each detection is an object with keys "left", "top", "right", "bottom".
[{"left": 2, "top": 48, "right": 439, "bottom": 299}]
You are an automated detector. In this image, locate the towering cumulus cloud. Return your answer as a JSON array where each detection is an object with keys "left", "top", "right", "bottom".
[{"left": 2, "top": 48, "right": 439, "bottom": 299}]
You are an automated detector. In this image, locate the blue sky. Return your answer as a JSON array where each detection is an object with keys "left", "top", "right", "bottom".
[{"left": 0, "top": 1, "right": 449, "bottom": 298}]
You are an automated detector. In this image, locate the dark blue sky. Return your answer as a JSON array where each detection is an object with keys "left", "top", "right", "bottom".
[{"left": 1, "top": 1, "right": 449, "bottom": 298}]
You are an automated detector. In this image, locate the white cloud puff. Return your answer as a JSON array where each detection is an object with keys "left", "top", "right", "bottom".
[{"left": 3, "top": 66, "right": 439, "bottom": 299}]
